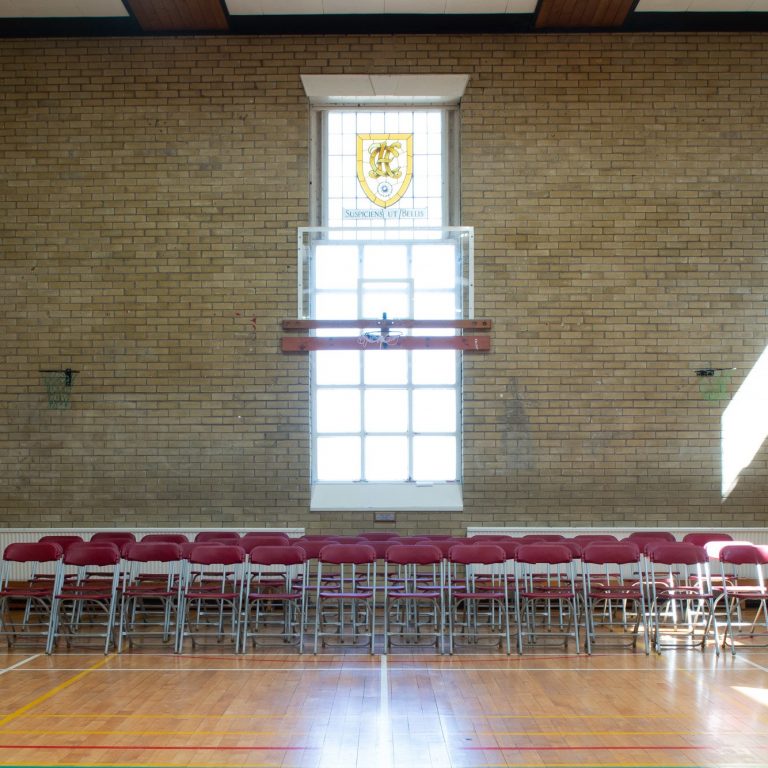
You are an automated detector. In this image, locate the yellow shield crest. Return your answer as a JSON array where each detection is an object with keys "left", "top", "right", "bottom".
[{"left": 356, "top": 134, "right": 413, "bottom": 208}]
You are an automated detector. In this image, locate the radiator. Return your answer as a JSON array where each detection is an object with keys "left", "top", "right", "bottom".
[{"left": 467, "top": 526, "right": 768, "bottom": 544}]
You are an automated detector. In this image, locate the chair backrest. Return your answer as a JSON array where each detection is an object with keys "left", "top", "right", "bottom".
[
  {"left": 627, "top": 531, "right": 676, "bottom": 545},
  {"left": 573, "top": 534, "right": 619, "bottom": 543},
  {"left": 448, "top": 543, "right": 506, "bottom": 566},
  {"left": 431, "top": 538, "right": 467, "bottom": 557},
  {"left": 298, "top": 534, "right": 338, "bottom": 541},
  {"left": 194, "top": 531, "right": 241, "bottom": 543},
  {"left": 523, "top": 534, "right": 565, "bottom": 542},
  {"left": 581, "top": 541, "right": 641, "bottom": 566},
  {"left": 385, "top": 543, "right": 443, "bottom": 566},
  {"left": 417, "top": 534, "right": 455, "bottom": 540},
  {"left": 560, "top": 540, "right": 583, "bottom": 557},
  {"left": 181, "top": 540, "right": 226, "bottom": 559},
  {"left": 38, "top": 534, "right": 84, "bottom": 553},
  {"left": 719, "top": 544, "right": 768, "bottom": 566},
  {"left": 703, "top": 539, "right": 753, "bottom": 559},
  {"left": 492, "top": 540, "right": 520, "bottom": 560},
  {"left": 123, "top": 542, "right": 182, "bottom": 563},
  {"left": 515, "top": 543, "right": 574, "bottom": 565},
  {"left": 291, "top": 539, "right": 328, "bottom": 559},
  {"left": 397, "top": 536, "right": 432, "bottom": 545},
  {"left": 364, "top": 540, "right": 398, "bottom": 559},
  {"left": 141, "top": 533, "right": 189, "bottom": 544},
  {"left": 469, "top": 534, "right": 516, "bottom": 543},
  {"left": 318, "top": 543, "right": 376, "bottom": 565},
  {"left": 683, "top": 532, "right": 733, "bottom": 546},
  {"left": 649, "top": 542, "right": 707, "bottom": 566},
  {"left": 64, "top": 542, "right": 121, "bottom": 567},
  {"left": 248, "top": 544, "right": 307, "bottom": 567},
  {"left": 358, "top": 532, "right": 399, "bottom": 541},
  {"left": 187, "top": 544, "right": 245, "bottom": 566},
  {"left": 91, "top": 532, "right": 136, "bottom": 544},
  {"left": 240, "top": 534, "right": 291, "bottom": 549},
  {"left": 4, "top": 541, "right": 63, "bottom": 563}
]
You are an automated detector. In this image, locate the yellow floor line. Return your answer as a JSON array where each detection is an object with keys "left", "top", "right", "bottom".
[
  {"left": 0, "top": 764, "right": 277, "bottom": 768},
  {"left": 0, "top": 654, "right": 114, "bottom": 728},
  {"left": 2, "top": 728, "right": 280, "bottom": 736}
]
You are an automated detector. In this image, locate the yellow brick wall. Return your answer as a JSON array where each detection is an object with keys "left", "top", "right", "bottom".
[{"left": 1, "top": 33, "right": 766, "bottom": 534}]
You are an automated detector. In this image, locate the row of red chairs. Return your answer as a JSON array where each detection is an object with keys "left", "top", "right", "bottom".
[{"left": 2, "top": 530, "right": 764, "bottom": 657}]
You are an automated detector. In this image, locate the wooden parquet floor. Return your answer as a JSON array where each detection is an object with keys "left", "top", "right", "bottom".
[{"left": 1, "top": 646, "right": 767, "bottom": 768}]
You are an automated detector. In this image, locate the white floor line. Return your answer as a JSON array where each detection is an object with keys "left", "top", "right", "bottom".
[
  {"left": 378, "top": 653, "right": 393, "bottom": 768},
  {"left": 7, "top": 658, "right": 756, "bottom": 674},
  {"left": 0, "top": 653, "right": 40, "bottom": 677},
  {"left": 738, "top": 656, "right": 768, "bottom": 673},
  {"left": 10, "top": 666, "right": 381, "bottom": 673}
]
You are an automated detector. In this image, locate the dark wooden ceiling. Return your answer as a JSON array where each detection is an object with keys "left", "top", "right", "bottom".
[
  {"left": 535, "top": 0, "right": 638, "bottom": 30},
  {"left": 1, "top": 0, "right": 767, "bottom": 37}
]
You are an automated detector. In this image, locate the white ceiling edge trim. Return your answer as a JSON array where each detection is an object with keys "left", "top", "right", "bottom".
[
  {"left": 301, "top": 74, "right": 470, "bottom": 105},
  {"left": 310, "top": 482, "right": 464, "bottom": 512}
]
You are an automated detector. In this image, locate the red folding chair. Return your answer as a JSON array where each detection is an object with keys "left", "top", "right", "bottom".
[
  {"left": 0, "top": 542, "right": 63, "bottom": 649},
  {"left": 515, "top": 543, "right": 580, "bottom": 654},
  {"left": 242, "top": 545, "right": 307, "bottom": 652},
  {"left": 647, "top": 542, "right": 719, "bottom": 655},
  {"left": 313, "top": 543, "right": 377, "bottom": 654},
  {"left": 714, "top": 544, "right": 768, "bottom": 656},
  {"left": 177, "top": 544, "right": 246, "bottom": 653},
  {"left": 447, "top": 543, "right": 511, "bottom": 655},
  {"left": 47, "top": 542, "right": 122, "bottom": 654},
  {"left": 118, "top": 542, "right": 183, "bottom": 652},
  {"left": 581, "top": 542, "right": 648, "bottom": 655},
  {"left": 384, "top": 544, "right": 445, "bottom": 653}
]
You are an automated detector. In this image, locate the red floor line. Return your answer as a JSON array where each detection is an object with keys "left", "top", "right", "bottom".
[
  {"left": 0, "top": 745, "right": 315, "bottom": 752},
  {"left": 463, "top": 745, "right": 712, "bottom": 751}
]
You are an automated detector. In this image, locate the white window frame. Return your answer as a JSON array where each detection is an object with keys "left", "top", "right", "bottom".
[{"left": 303, "top": 85, "right": 468, "bottom": 513}]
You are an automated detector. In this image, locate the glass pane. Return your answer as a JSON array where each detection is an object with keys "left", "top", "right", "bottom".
[
  {"left": 413, "top": 436, "right": 456, "bottom": 481},
  {"left": 315, "top": 245, "right": 359, "bottom": 289},
  {"left": 364, "top": 350, "right": 408, "bottom": 385},
  {"left": 365, "top": 436, "right": 409, "bottom": 481},
  {"left": 364, "top": 389, "right": 408, "bottom": 433},
  {"left": 361, "top": 289, "right": 410, "bottom": 320},
  {"left": 412, "top": 244, "right": 456, "bottom": 290},
  {"left": 316, "top": 389, "right": 360, "bottom": 433},
  {"left": 413, "top": 389, "right": 456, "bottom": 432},
  {"left": 363, "top": 245, "right": 407, "bottom": 279},
  {"left": 414, "top": 292, "right": 457, "bottom": 321},
  {"left": 412, "top": 351, "right": 456, "bottom": 385},
  {"left": 316, "top": 293, "right": 357, "bottom": 320},
  {"left": 317, "top": 436, "right": 361, "bottom": 481},
  {"left": 315, "top": 351, "right": 360, "bottom": 386}
]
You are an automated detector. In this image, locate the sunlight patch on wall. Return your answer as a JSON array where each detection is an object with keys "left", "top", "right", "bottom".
[{"left": 722, "top": 347, "right": 768, "bottom": 498}]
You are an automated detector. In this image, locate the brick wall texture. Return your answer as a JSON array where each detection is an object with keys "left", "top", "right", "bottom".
[{"left": 1, "top": 33, "right": 766, "bottom": 534}]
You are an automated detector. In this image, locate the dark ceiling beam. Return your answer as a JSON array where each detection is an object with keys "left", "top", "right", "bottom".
[
  {"left": 535, "top": 0, "right": 636, "bottom": 29},
  {"left": 124, "top": 0, "right": 229, "bottom": 32}
]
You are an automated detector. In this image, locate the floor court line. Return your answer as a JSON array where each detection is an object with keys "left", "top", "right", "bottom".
[
  {"left": 0, "top": 745, "right": 315, "bottom": 752},
  {"left": 0, "top": 655, "right": 40, "bottom": 677},
  {"left": 738, "top": 655, "right": 768, "bottom": 673},
  {"left": 0, "top": 762, "right": 728, "bottom": 768},
  {"left": 7, "top": 664, "right": 743, "bottom": 673},
  {"left": 0, "top": 655, "right": 114, "bottom": 728},
  {"left": 5, "top": 712, "right": 701, "bottom": 720},
  {"left": 463, "top": 745, "right": 713, "bottom": 752}
]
